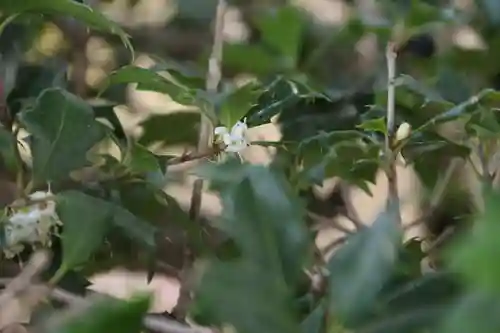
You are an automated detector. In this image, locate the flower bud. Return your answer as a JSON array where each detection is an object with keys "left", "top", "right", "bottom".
[{"left": 395, "top": 122, "right": 411, "bottom": 142}]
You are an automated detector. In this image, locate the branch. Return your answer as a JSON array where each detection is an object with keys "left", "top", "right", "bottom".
[
  {"left": 173, "top": 0, "right": 227, "bottom": 321},
  {"left": 384, "top": 42, "right": 402, "bottom": 224}
]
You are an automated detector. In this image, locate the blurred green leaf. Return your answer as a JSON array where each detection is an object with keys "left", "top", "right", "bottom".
[
  {"left": 18, "top": 88, "right": 106, "bottom": 184},
  {"left": 1, "top": 0, "right": 132, "bottom": 52},
  {"left": 440, "top": 291, "right": 500, "bottom": 333},
  {"left": 327, "top": 203, "right": 402, "bottom": 325},
  {"left": 103, "top": 66, "right": 215, "bottom": 123},
  {"left": 138, "top": 112, "right": 200, "bottom": 148},
  {"left": 256, "top": 5, "right": 305, "bottom": 68},
  {"left": 223, "top": 43, "right": 282, "bottom": 75},
  {"left": 357, "top": 117, "right": 387, "bottom": 135},
  {"left": 0, "top": 126, "right": 19, "bottom": 174},
  {"left": 449, "top": 189, "right": 500, "bottom": 293},
  {"left": 196, "top": 260, "right": 300, "bottom": 333},
  {"left": 218, "top": 82, "right": 262, "bottom": 128},
  {"left": 478, "top": 0, "right": 500, "bottom": 26},
  {"left": 56, "top": 191, "right": 112, "bottom": 272},
  {"left": 301, "top": 303, "right": 326, "bottom": 333},
  {"left": 54, "top": 293, "right": 150, "bottom": 333}
]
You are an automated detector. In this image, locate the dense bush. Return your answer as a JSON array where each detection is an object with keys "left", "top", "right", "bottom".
[{"left": 2, "top": 0, "right": 500, "bottom": 332}]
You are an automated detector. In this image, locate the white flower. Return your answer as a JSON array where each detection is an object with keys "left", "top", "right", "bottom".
[
  {"left": 214, "top": 118, "right": 249, "bottom": 153},
  {"left": 2, "top": 190, "right": 61, "bottom": 258},
  {"left": 395, "top": 122, "right": 411, "bottom": 142}
]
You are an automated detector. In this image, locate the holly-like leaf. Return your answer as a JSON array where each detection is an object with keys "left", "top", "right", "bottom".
[
  {"left": 18, "top": 88, "right": 106, "bottom": 184},
  {"left": 1, "top": 0, "right": 132, "bottom": 53},
  {"left": 56, "top": 191, "right": 112, "bottom": 273},
  {"left": 53, "top": 293, "right": 150, "bottom": 333},
  {"left": 218, "top": 82, "right": 262, "bottom": 128},
  {"left": 327, "top": 202, "right": 402, "bottom": 325}
]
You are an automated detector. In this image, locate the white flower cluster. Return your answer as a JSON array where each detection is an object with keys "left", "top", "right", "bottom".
[
  {"left": 2, "top": 191, "right": 61, "bottom": 258},
  {"left": 214, "top": 118, "right": 249, "bottom": 153}
]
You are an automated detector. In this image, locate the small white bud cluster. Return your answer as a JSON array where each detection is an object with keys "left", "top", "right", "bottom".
[
  {"left": 2, "top": 191, "right": 61, "bottom": 258},
  {"left": 214, "top": 118, "right": 249, "bottom": 153}
]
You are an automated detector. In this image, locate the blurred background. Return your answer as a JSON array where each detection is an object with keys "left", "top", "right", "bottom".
[{"left": 10, "top": 0, "right": 495, "bottom": 315}]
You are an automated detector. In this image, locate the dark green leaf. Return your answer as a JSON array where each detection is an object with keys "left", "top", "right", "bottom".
[
  {"left": 18, "top": 88, "right": 106, "bottom": 184},
  {"left": 300, "top": 303, "right": 326, "bottom": 333},
  {"left": 327, "top": 203, "right": 402, "bottom": 325},
  {"left": 218, "top": 82, "right": 262, "bottom": 128},
  {"left": 54, "top": 293, "right": 150, "bottom": 333},
  {"left": 56, "top": 191, "right": 112, "bottom": 272}
]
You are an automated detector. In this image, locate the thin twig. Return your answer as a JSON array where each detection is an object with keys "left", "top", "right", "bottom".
[
  {"left": 308, "top": 212, "right": 354, "bottom": 235},
  {"left": 0, "top": 251, "right": 49, "bottom": 306},
  {"left": 384, "top": 42, "right": 401, "bottom": 223},
  {"left": 0, "top": 279, "right": 213, "bottom": 333},
  {"left": 173, "top": 0, "right": 227, "bottom": 321}
]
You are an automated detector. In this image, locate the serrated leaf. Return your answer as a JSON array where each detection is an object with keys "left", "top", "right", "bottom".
[
  {"left": 18, "top": 88, "right": 106, "bottom": 184},
  {"left": 327, "top": 203, "right": 402, "bottom": 325},
  {"left": 218, "top": 82, "right": 262, "bottom": 128},
  {"left": 357, "top": 117, "right": 387, "bottom": 134},
  {"left": 1, "top": 0, "right": 132, "bottom": 53},
  {"left": 256, "top": 5, "right": 305, "bottom": 68},
  {"left": 56, "top": 191, "right": 112, "bottom": 272},
  {"left": 54, "top": 293, "right": 150, "bottom": 333}
]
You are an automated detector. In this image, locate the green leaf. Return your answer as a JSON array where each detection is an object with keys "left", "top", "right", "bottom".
[
  {"left": 18, "top": 88, "right": 106, "bottom": 184},
  {"left": 256, "top": 5, "right": 305, "bottom": 68},
  {"left": 440, "top": 291, "right": 500, "bottom": 333},
  {"left": 138, "top": 112, "right": 200, "bottom": 148},
  {"left": 56, "top": 191, "right": 112, "bottom": 272},
  {"left": 1, "top": 0, "right": 133, "bottom": 53},
  {"left": 123, "top": 143, "right": 161, "bottom": 174},
  {"left": 223, "top": 44, "right": 281, "bottom": 75},
  {"left": 449, "top": 189, "right": 500, "bottom": 292},
  {"left": 201, "top": 164, "right": 310, "bottom": 286},
  {"left": 54, "top": 293, "right": 150, "bottom": 333},
  {"left": 327, "top": 203, "right": 402, "bottom": 325},
  {"left": 196, "top": 260, "right": 301, "bottom": 333},
  {"left": 357, "top": 117, "right": 387, "bottom": 135},
  {"left": 0, "top": 126, "right": 19, "bottom": 174},
  {"left": 478, "top": 0, "right": 500, "bottom": 26},
  {"left": 218, "top": 82, "right": 262, "bottom": 128},
  {"left": 418, "top": 89, "right": 500, "bottom": 131},
  {"left": 301, "top": 303, "right": 326, "bottom": 333},
  {"left": 102, "top": 66, "right": 215, "bottom": 122},
  {"left": 111, "top": 202, "right": 157, "bottom": 251}
]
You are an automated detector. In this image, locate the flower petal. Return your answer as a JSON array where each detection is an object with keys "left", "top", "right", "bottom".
[{"left": 214, "top": 126, "right": 229, "bottom": 135}]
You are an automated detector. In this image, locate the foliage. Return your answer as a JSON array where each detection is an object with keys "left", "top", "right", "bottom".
[{"left": 2, "top": 0, "right": 500, "bottom": 332}]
